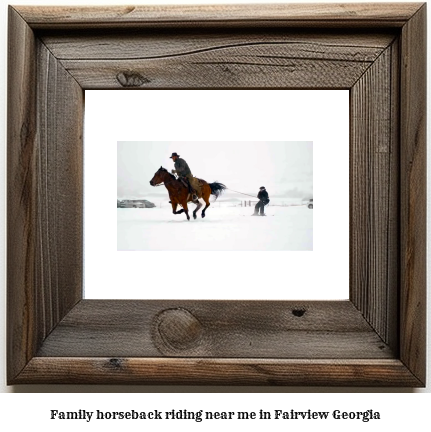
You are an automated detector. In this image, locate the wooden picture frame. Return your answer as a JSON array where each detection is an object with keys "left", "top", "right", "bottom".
[{"left": 7, "top": 3, "right": 426, "bottom": 386}]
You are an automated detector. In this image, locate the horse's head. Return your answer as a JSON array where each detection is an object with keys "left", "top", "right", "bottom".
[{"left": 149, "top": 166, "right": 168, "bottom": 186}]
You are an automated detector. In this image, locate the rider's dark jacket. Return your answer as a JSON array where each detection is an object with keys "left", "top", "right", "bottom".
[{"left": 174, "top": 158, "right": 192, "bottom": 177}]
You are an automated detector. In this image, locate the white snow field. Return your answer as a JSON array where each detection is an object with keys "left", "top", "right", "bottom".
[{"left": 117, "top": 203, "right": 312, "bottom": 251}]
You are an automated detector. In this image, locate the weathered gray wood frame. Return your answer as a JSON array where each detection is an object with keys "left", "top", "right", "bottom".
[{"left": 7, "top": 3, "right": 426, "bottom": 386}]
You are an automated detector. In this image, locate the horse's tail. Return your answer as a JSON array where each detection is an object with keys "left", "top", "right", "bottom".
[{"left": 209, "top": 182, "right": 226, "bottom": 200}]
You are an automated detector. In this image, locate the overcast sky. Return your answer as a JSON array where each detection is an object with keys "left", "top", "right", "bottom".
[{"left": 118, "top": 141, "right": 313, "bottom": 201}]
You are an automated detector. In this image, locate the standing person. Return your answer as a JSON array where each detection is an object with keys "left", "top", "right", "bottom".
[
  {"left": 170, "top": 152, "right": 201, "bottom": 200},
  {"left": 253, "top": 186, "right": 270, "bottom": 216}
]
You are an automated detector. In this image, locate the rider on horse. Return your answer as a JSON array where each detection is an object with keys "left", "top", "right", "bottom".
[{"left": 170, "top": 152, "right": 201, "bottom": 200}]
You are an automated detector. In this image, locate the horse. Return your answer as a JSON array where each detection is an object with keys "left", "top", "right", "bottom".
[{"left": 149, "top": 167, "right": 226, "bottom": 220}]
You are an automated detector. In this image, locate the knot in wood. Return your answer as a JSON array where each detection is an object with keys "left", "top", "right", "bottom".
[
  {"left": 155, "top": 308, "right": 203, "bottom": 351},
  {"left": 292, "top": 308, "right": 306, "bottom": 317},
  {"left": 108, "top": 358, "right": 123, "bottom": 369},
  {"left": 116, "top": 71, "right": 150, "bottom": 87}
]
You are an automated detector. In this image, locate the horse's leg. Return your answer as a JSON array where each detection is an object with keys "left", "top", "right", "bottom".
[
  {"left": 182, "top": 201, "right": 190, "bottom": 220},
  {"left": 171, "top": 202, "right": 184, "bottom": 215},
  {"left": 193, "top": 200, "right": 203, "bottom": 219},
  {"left": 201, "top": 200, "right": 210, "bottom": 218},
  {"left": 175, "top": 191, "right": 189, "bottom": 220},
  {"left": 201, "top": 186, "right": 211, "bottom": 218}
]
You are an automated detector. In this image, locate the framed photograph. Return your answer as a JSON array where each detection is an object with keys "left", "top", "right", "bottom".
[
  {"left": 86, "top": 89, "right": 349, "bottom": 302},
  {"left": 7, "top": 3, "right": 426, "bottom": 386}
]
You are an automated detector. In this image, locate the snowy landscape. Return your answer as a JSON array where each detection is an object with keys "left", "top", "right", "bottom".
[
  {"left": 117, "top": 141, "right": 313, "bottom": 251},
  {"left": 117, "top": 197, "right": 313, "bottom": 251}
]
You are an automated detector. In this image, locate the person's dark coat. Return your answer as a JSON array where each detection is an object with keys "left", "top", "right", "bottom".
[
  {"left": 257, "top": 189, "right": 269, "bottom": 203},
  {"left": 174, "top": 158, "right": 192, "bottom": 177}
]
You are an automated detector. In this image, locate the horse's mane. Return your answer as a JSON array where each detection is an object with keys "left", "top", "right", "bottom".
[{"left": 159, "top": 167, "right": 176, "bottom": 180}]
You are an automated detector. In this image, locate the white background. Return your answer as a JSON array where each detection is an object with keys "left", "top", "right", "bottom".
[
  {"left": 0, "top": 0, "right": 430, "bottom": 427},
  {"left": 85, "top": 90, "right": 349, "bottom": 300}
]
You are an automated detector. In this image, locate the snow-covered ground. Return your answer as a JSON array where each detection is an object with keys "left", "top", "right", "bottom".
[{"left": 117, "top": 203, "right": 312, "bottom": 251}]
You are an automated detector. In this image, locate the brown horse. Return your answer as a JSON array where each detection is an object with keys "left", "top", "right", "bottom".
[{"left": 149, "top": 167, "right": 226, "bottom": 220}]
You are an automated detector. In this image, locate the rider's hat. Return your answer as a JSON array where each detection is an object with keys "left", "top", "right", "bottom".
[
  {"left": 170, "top": 152, "right": 180, "bottom": 158},
  {"left": 260, "top": 186, "right": 266, "bottom": 190}
]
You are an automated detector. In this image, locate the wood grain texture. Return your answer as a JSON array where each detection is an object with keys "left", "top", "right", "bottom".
[
  {"left": 35, "top": 40, "right": 84, "bottom": 336},
  {"left": 15, "top": 3, "right": 423, "bottom": 29},
  {"left": 399, "top": 3, "right": 427, "bottom": 385},
  {"left": 40, "top": 30, "right": 395, "bottom": 60},
  {"left": 350, "top": 43, "right": 399, "bottom": 349},
  {"left": 36, "top": 300, "right": 394, "bottom": 359},
  {"left": 15, "top": 358, "right": 423, "bottom": 386},
  {"left": 53, "top": 31, "right": 394, "bottom": 89},
  {"left": 7, "top": 6, "right": 38, "bottom": 381},
  {"left": 59, "top": 55, "right": 373, "bottom": 89},
  {"left": 387, "top": 38, "right": 401, "bottom": 352},
  {"left": 7, "top": 6, "right": 84, "bottom": 384},
  {"left": 40, "top": 30, "right": 394, "bottom": 90}
]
